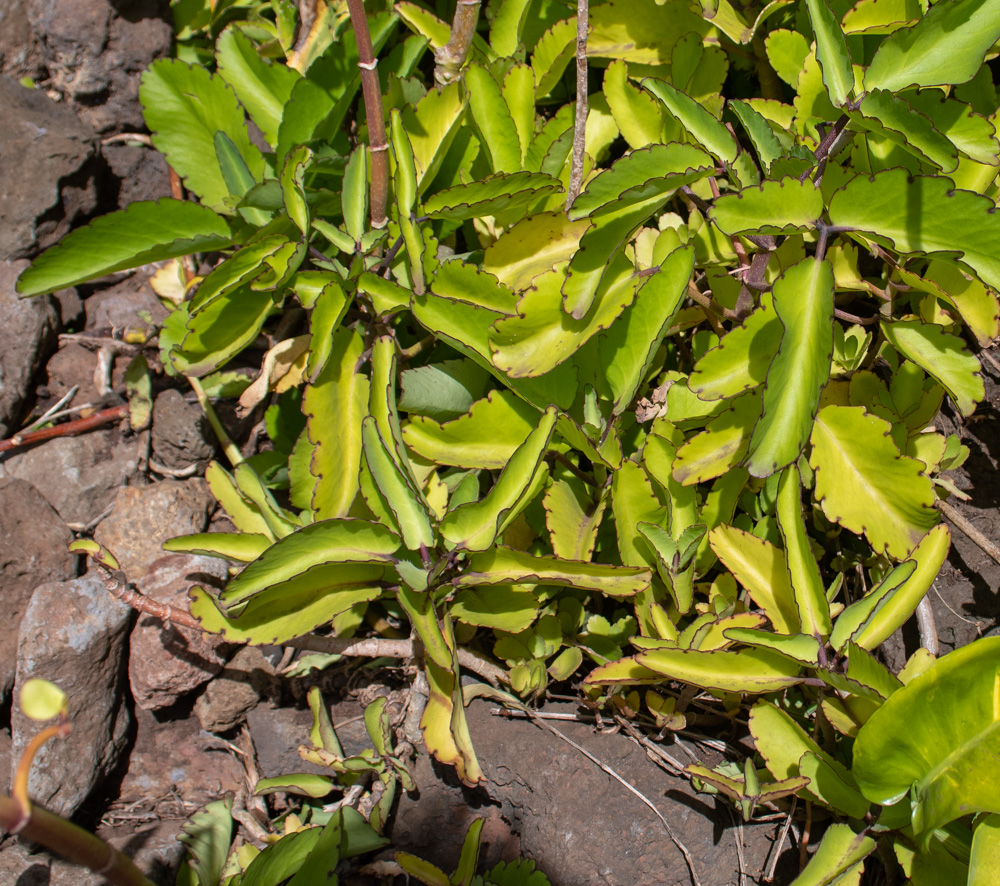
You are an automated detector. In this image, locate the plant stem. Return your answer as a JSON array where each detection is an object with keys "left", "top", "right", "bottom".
[
  {"left": 566, "top": 0, "right": 589, "bottom": 209},
  {"left": 85, "top": 553, "right": 509, "bottom": 685},
  {"left": 346, "top": 0, "right": 389, "bottom": 230},
  {"left": 0, "top": 795, "right": 155, "bottom": 886},
  {"left": 434, "top": 0, "right": 481, "bottom": 86},
  {"left": 188, "top": 376, "right": 243, "bottom": 467},
  {"left": 0, "top": 404, "right": 129, "bottom": 454}
]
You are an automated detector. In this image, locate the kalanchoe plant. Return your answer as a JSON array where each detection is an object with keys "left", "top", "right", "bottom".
[{"left": 16, "top": 0, "right": 1000, "bottom": 881}]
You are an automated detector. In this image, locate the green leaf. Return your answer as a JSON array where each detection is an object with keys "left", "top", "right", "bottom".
[
  {"left": 722, "top": 629, "right": 821, "bottom": 665},
  {"left": 489, "top": 259, "right": 640, "bottom": 378},
  {"left": 216, "top": 25, "right": 300, "bottom": 146},
  {"left": 204, "top": 461, "right": 275, "bottom": 539},
  {"left": 404, "top": 390, "right": 540, "bottom": 469},
  {"left": 162, "top": 532, "right": 271, "bottom": 563},
  {"left": 490, "top": 0, "right": 533, "bottom": 56},
  {"left": 439, "top": 407, "right": 557, "bottom": 551},
  {"left": 562, "top": 198, "right": 673, "bottom": 319},
  {"left": 190, "top": 564, "right": 384, "bottom": 644},
  {"left": 853, "top": 636, "right": 1000, "bottom": 839},
  {"left": 451, "top": 586, "right": 540, "bottom": 632},
  {"left": 790, "top": 824, "right": 875, "bottom": 886},
  {"left": 401, "top": 81, "right": 466, "bottom": 191},
  {"left": 361, "top": 417, "right": 436, "bottom": 550},
  {"left": 729, "top": 100, "right": 785, "bottom": 174},
  {"left": 603, "top": 60, "right": 672, "bottom": 150},
  {"left": 20, "top": 678, "right": 67, "bottom": 721},
  {"left": 843, "top": 0, "right": 922, "bottom": 35},
  {"left": 709, "top": 524, "right": 799, "bottom": 633},
  {"left": 140, "top": 59, "right": 264, "bottom": 209},
  {"left": 15, "top": 200, "right": 233, "bottom": 297},
  {"left": 172, "top": 286, "right": 277, "bottom": 377},
  {"left": 673, "top": 391, "right": 761, "bottom": 485},
  {"left": 568, "top": 143, "right": 714, "bottom": 220},
  {"left": 850, "top": 90, "right": 959, "bottom": 172},
  {"left": 459, "top": 546, "right": 651, "bottom": 599},
  {"left": 600, "top": 246, "right": 695, "bottom": 415},
  {"left": 864, "top": 0, "right": 1000, "bottom": 93},
  {"left": 611, "top": 459, "right": 666, "bottom": 568},
  {"left": 189, "top": 236, "right": 291, "bottom": 312},
  {"left": 629, "top": 645, "right": 802, "bottom": 693},
  {"left": 689, "top": 295, "right": 780, "bottom": 401},
  {"left": 423, "top": 172, "right": 563, "bottom": 222},
  {"left": 482, "top": 210, "right": 591, "bottom": 292},
  {"left": 641, "top": 77, "right": 738, "bottom": 164},
  {"left": 398, "top": 359, "right": 491, "bottom": 422},
  {"left": 970, "top": 814, "right": 1000, "bottom": 886},
  {"left": 544, "top": 480, "right": 609, "bottom": 562},
  {"left": 746, "top": 258, "right": 834, "bottom": 477},
  {"left": 804, "top": 0, "right": 854, "bottom": 107},
  {"left": 241, "top": 827, "right": 321, "bottom": 886},
  {"left": 904, "top": 90, "right": 1000, "bottom": 167},
  {"left": 255, "top": 773, "right": 335, "bottom": 798},
  {"left": 466, "top": 63, "right": 521, "bottom": 175},
  {"left": 220, "top": 519, "right": 400, "bottom": 608},
  {"left": 303, "top": 326, "right": 368, "bottom": 519},
  {"left": 809, "top": 405, "right": 939, "bottom": 558},
  {"left": 532, "top": 17, "right": 576, "bottom": 99},
  {"left": 776, "top": 466, "right": 831, "bottom": 638},
  {"left": 589, "top": 0, "right": 711, "bottom": 66},
  {"left": 882, "top": 320, "right": 984, "bottom": 417},
  {"left": 178, "top": 798, "right": 233, "bottom": 886},
  {"left": 710, "top": 178, "right": 823, "bottom": 236},
  {"left": 765, "top": 29, "right": 810, "bottom": 86},
  {"left": 280, "top": 145, "right": 312, "bottom": 235},
  {"left": 849, "top": 525, "right": 951, "bottom": 651}
]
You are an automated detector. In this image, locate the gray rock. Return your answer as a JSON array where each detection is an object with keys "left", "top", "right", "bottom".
[
  {"left": 129, "top": 553, "right": 230, "bottom": 710},
  {"left": 0, "top": 75, "right": 97, "bottom": 261},
  {"left": 0, "top": 477, "right": 74, "bottom": 701},
  {"left": 0, "top": 260, "right": 60, "bottom": 437},
  {"left": 27, "top": 0, "right": 172, "bottom": 134},
  {"left": 152, "top": 389, "right": 216, "bottom": 471},
  {"left": 93, "top": 478, "right": 214, "bottom": 580},
  {"left": 194, "top": 645, "right": 275, "bottom": 733},
  {"left": 10, "top": 574, "right": 132, "bottom": 818},
  {"left": 0, "top": 427, "right": 139, "bottom": 526}
]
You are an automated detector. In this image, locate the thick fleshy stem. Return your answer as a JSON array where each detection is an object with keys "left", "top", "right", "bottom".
[
  {"left": 566, "top": 0, "right": 589, "bottom": 209},
  {"left": 346, "top": 0, "right": 389, "bottom": 230},
  {"left": 2, "top": 718, "right": 155, "bottom": 886},
  {"left": 434, "top": 0, "right": 481, "bottom": 86},
  {"left": 84, "top": 551, "right": 507, "bottom": 686}
]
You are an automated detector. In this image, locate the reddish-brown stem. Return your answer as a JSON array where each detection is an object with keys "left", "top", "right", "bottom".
[
  {"left": 566, "top": 0, "right": 589, "bottom": 208},
  {"left": 87, "top": 558, "right": 508, "bottom": 685},
  {"left": 0, "top": 404, "right": 128, "bottom": 454},
  {"left": 434, "top": 0, "right": 481, "bottom": 86},
  {"left": 346, "top": 0, "right": 389, "bottom": 230}
]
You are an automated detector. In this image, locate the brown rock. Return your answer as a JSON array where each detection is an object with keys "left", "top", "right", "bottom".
[
  {"left": 194, "top": 645, "right": 275, "bottom": 733},
  {"left": 0, "top": 477, "right": 74, "bottom": 701},
  {"left": 151, "top": 389, "right": 216, "bottom": 471},
  {"left": 0, "top": 76, "right": 98, "bottom": 261},
  {"left": 0, "top": 259, "right": 60, "bottom": 436},
  {"left": 10, "top": 575, "right": 132, "bottom": 818},
  {"left": 93, "top": 478, "right": 214, "bottom": 580},
  {"left": 129, "top": 553, "right": 231, "bottom": 710},
  {"left": 0, "top": 427, "right": 139, "bottom": 526}
]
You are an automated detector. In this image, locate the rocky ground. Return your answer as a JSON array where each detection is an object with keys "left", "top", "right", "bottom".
[{"left": 2, "top": 2, "right": 1000, "bottom": 885}]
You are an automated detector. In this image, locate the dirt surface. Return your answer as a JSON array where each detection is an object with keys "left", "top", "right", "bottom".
[{"left": 3, "top": 4, "right": 1000, "bottom": 886}]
